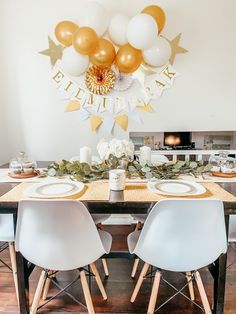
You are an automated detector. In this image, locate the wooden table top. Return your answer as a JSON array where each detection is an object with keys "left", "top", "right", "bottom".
[{"left": 1, "top": 162, "right": 236, "bottom": 214}]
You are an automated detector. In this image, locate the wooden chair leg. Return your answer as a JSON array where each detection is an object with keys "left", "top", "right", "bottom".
[
  {"left": 131, "top": 221, "right": 143, "bottom": 279},
  {"left": 90, "top": 263, "right": 107, "bottom": 300},
  {"left": 194, "top": 271, "right": 212, "bottom": 314},
  {"left": 147, "top": 271, "right": 161, "bottom": 314},
  {"left": 80, "top": 269, "right": 95, "bottom": 314},
  {"left": 186, "top": 271, "right": 195, "bottom": 301},
  {"left": 131, "top": 262, "right": 150, "bottom": 303},
  {"left": 30, "top": 270, "right": 47, "bottom": 314},
  {"left": 101, "top": 258, "right": 109, "bottom": 277},
  {"left": 42, "top": 270, "right": 54, "bottom": 300},
  {"left": 8, "top": 242, "right": 19, "bottom": 305},
  {"left": 131, "top": 258, "right": 140, "bottom": 278},
  {"left": 135, "top": 221, "right": 142, "bottom": 231}
]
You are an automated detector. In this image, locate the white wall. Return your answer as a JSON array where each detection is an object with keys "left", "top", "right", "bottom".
[
  {"left": 0, "top": 0, "right": 236, "bottom": 162},
  {"left": 0, "top": 3, "right": 25, "bottom": 164}
]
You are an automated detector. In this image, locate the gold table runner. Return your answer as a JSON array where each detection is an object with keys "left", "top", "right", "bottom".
[{"left": 0, "top": 181, "right": 236, "bottom": 203}]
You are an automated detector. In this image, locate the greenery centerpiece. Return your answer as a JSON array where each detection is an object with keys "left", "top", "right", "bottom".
[
  {"left": 47, "top": 160, "right": 212, "bottom": 184},
  {"left": 46, "top": 139, "right": 212, "bottom": 182}
]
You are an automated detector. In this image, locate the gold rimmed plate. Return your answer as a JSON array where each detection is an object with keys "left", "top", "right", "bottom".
[
  {"left": 24, "top": 180, "right": 84, "bottom": 198},
  {"left": 147, "top": 180, "right": 206, "bottom": 196}
]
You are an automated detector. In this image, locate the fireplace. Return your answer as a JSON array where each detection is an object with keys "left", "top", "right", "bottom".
[{"left": 163, "top": 132, "right": 192, "bottom": 149}]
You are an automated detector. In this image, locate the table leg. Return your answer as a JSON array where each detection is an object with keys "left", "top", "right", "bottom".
[
  {"left": 16, "top": 252, "right": 30, "bottom": 314},
  {"left": 213, "top": 215, "right": 229, "bottom": 314}
]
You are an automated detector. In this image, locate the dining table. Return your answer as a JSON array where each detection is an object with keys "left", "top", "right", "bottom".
[{"left": 0, "top": 162, "right": 236, "bottom": 314}]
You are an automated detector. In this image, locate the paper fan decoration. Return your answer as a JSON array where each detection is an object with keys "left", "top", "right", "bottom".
[
  {"left": 113, "top": 66, "right": 133, "bottom": 91},
  {"left": 85, "top": 66, "right": 116, "bottom": 95}
]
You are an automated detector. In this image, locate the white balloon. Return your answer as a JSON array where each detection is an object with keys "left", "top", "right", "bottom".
[
  {"left": 61, "top": 47, "right": 89, "bottom": 77},
  {"left": 127, "top": 13, "right": 158, "bottom": 50},
  {"left": 108, "top": 13, "right": 129, "bottom": 46},
  {"left": 78, "top": 1, "right": 108, "bottom": 36},
  {"left": 142, "top": 37, "right": 172, "bottom": 67}
]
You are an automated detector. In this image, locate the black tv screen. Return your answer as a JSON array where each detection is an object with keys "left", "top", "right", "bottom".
[{"left": 164, "top": 132, "right": 192, "bottom": 147}]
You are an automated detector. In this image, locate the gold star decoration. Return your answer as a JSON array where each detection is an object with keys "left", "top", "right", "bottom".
[
  {"left": 164, "top": 33, "right": 188, "bottom": 65},
  {"left": 39, "top": 36, "right": 64, "bottom": 66}
]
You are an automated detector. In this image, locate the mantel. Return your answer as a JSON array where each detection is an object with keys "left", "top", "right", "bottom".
[
  {"left": 135, "top": 149, "right": 236, "bottom": 161},
  {"left": 140, "top": 149, "right": 236, "bottom": 155}
]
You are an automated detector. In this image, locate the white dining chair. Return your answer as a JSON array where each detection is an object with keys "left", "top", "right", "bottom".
[
  {"left": 128, "top": 199, "right": 227, "bottom": 314},
  {"left": 131, "top": 154, "right": 169, "bottom": 278},
  {"left": 69, "top": 155, "right": 111, "bottom": 277},
  {"left": 228, "top": 215, "right": 236, "bottom": 242},
  {"left": 15, "top": 200, "right": 112, "bottom": 314},
  {"left": 0, "top": 214, "right": 19, "bottom": 303}
]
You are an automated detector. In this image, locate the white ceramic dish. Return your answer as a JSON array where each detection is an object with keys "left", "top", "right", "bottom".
[
  {"left": 24, "top": 180, "right": 84, "bottom": 198},
  {"left": 147, "top": 180, "right": 206, "bottom": 196}
]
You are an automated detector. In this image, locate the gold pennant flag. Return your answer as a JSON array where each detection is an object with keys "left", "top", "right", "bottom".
[
  {"left": 90, "top": 115, "right": 103, "bottom": 132},
  {"left": 115, "top": 114, "right": 128, "bottom": 131},
  {"left": 136, "top": 103, "right": 154, "bottom": 112},
  {"left": 65, "top": 100, "right": 80, "bottom": 112}
]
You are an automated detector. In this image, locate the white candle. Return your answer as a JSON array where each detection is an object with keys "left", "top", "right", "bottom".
[
  {"left": 80, "top": 146, "right": 92, "bottom": 165},
  {"left": 139, "top": 146, "right": 151, "bottom": 166}
]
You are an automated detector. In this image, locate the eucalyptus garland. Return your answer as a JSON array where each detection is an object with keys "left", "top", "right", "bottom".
[{"left": 46, "top": 155, "right": 212, "bottom": 183}]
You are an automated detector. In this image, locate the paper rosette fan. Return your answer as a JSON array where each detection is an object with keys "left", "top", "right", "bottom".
[
  {"left": 113, "top": 66, "right": 133, "bottom": 91},
  {"left": 85, "top": 65, "right": 116, "bottom": 95}
]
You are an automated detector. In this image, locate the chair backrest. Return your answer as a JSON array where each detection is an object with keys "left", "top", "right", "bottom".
[
  {"left": 15, "top": 200, "right": 108, "bottom": 271},
  {"left": 151, "top": 154, "right": 169, "bottom": 163},
  {"left": 229, "top": 215, "right": 236, "bottom": 241},
  {"left": 132, "top": 199, "right": 227, "bottom": 272},
  {"left": 0, "top": 214, "right": 14, "bottom": 242}
]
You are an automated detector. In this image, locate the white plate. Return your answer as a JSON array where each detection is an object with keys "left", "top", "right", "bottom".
[
  {"left": 24, "top": 180, "right": 85, "bottom": 198},
  {"left": 147, "top": 180, "right": 206, "bottom": 196}
]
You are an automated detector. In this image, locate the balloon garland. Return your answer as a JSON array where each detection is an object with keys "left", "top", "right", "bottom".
[{"left": 39, "top": 1, "right": 188, "bottom": 133}]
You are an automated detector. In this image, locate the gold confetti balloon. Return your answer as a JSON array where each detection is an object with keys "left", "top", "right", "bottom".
[{"left": 85, "top": 66, "right": 116, "bottom": 95}]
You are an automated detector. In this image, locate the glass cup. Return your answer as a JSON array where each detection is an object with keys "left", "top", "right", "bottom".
[{"left": 109, "top": 169, "right": 126, "bottom": 191}]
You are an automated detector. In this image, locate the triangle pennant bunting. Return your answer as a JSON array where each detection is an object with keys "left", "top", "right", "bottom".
[
  {"left": 136, "top": 103, "right": 154, "bottom": 112},
  {"left": 65, "top": 100, "right": 80, "bottom": 112},
  {"left": 90, "top": 115, "right": 103, "bottom": 132},
  {"left": 115, "top": 114, "right": 128, "bottom": 131}
]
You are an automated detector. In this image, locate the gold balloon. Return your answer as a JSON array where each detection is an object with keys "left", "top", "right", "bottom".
[
  {"left": 116, "top": 44, "right": 142, "bottom": 73},
  {"left": 142, "top": 5, "right": 166, "bottom": 33},
  {"left": 73, "top": 27, "right": 98, "bottom": 55},
  {"left": 90, "top": 39, "right": 116, "bottom": 68},
  {"left": 55, "top": 21, "right": 78, "bottom": 46}
]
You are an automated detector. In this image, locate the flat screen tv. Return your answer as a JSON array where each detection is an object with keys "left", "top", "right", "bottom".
[{"left": 164, "top": 132, "right": 192, "bottom": 147}]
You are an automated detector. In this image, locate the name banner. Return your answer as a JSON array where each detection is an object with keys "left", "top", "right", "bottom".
[{"left": 50, "top": 63, "right": 179, "bottom": 133}]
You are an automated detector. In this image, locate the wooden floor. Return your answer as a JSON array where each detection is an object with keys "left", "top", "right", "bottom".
[{"left": 1, "top": 225, "right": 236, "bottom": 314}]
